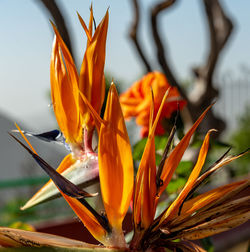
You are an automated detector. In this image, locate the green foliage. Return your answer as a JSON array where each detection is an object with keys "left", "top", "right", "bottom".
[
  {"left": 133, "top": 137, "right": 147, "bottom": 161},
  {"left": 133, "top": 136, "right": 168, "bottom": 165},
  {"left": 9, "top": 221, "right": 35, "bottom": 231},
  {"left": 0, "top": 198, "right": 37, "bottom": 226},
  {"left": 166, "top": 177, "right": 186, "bottom": 194},
  {"left": 229, "top": 105, "right": 250, "bottom": 176},
  {"left": 200, "top": 237, "right": 214, "bottom": 252},
  {"left": 166, "top": 161, "right": 193, "bottom": 194}
]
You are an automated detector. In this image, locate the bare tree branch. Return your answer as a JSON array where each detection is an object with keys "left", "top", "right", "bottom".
[
  {"left": 190, "top": 0, "right": 234, "bottom": 134},
  {"left": 36, "top": 0, "right": 74, "bottom": 60},
  {"left": 129, "top": 0, "right": 152, "bottom": 73},
  {"left": 197, "top": 0, "right": 233, "bottom": 85},
  {"left": 151, "top": 0, "right": 189, "bottom": 102}
]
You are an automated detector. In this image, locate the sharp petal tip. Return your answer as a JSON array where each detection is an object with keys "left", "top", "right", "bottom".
[
  {"left": 208, "top": 129, "right": 218, "bottom": 134},
  {"left": 76, "top": 11, "right": 82, "bottom": 19},
  {"left": 90, "top": 192, "right": 98, "bottom": 197},
  {"left": 20, "top": 202, "right": 30, "bottom": 211}
]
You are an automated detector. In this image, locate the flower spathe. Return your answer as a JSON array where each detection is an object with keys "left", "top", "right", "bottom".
[
  {"left": 51, "top": 6, "right": 108, "bottom": 147},
  {"left": 120, "top": 71, "right": 186, "bottom": 137}
]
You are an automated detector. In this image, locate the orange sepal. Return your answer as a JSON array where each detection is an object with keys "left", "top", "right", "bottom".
[
  {"left": 98, "top": 84, "right": 134, "bottom": 231},
  {"left": 60, "top": 192, "right": 108, "bottom": 245},
  {"left": 79, "top": 10, "right": 109, "bottom": 130},
  {"left": 133, "top": 90, "right": 170, "bottom": 230},
  {"left": 79, "top": 91, "right": 105, "bottom": 134},
  {"left": 50, "top": 32, "right": 81, "bottom": 144}
]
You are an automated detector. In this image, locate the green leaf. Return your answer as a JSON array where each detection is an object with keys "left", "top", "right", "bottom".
[
  {"left": 133, "top": 138, "right": 147, "bottom": 161},
  {"left": 155, "top": 136, "right": 169, "bottom": 152},
  {"left": 166, "top": 177, "right": 186, "bottom": 194},
  {"left": 133, "top": 136, "right": 169, "bottom": 162},
  {"left": 200, "top": 237, "right": 214, "bottom": 252},
  {"left": 176, "top": 161, "right": 193, "bottom": 177}
]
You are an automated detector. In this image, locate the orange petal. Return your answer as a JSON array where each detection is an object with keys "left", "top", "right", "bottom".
[
  {"left": 60, "top": 193, "right": 108, "bottom": 244},
  {"left": 77, "top": 12, "right": 92, "bottom": 42},
  {"left": 157, "top": 104, "right": 213, "bottom": 197},
  {"left": 79, "top": 10, "right": 109, "bottom": 130},
  {"left": 88, "top": 5, "right": 94, "bottom": 40},
  {"left": 157, "top": 130, "right": 215, "bottom": 227},
  {"left": 134, "top": 136, "right": 156, "bottom": 229},
  {"left": 98, "top": 84, "right": 134, "bottom": 232},
  {"left": 79, "top": 90, "right": 105, "bottom": 134},
  {"left": 50, "top": 32, "right": 81, "bottom": 144},
  {"left": 15, "top": 123, "right": 37, "bottom": 155},
  {"left": 133, "top": 90, "right": 170, "bottom": 230},
  {"left": 77, "top": 5, "right": 94, "bottom": 44}
]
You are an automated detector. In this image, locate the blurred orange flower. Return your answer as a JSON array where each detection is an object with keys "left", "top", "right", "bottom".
[{"left": 120, "top": 72, "right": 186, "bottom": 137}]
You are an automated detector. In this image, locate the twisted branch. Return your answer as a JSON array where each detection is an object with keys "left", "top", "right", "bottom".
[
  {"left": 189, "top": 0, "right": 233, "bottom": 134},
  {"left": 129, "top": 0, "right": 152, "bottom": 73},
  {"left": 150, "top": 0, "right": 189, "bottom": 102},
  {"left": 193, "top": 0, "right": 233, "bottom": 87}
]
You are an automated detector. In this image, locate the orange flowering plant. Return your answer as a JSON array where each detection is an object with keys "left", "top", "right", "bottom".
[
  {"left": 18, "top": 7, "right": 109, "bottom": 210},
  {"left": 1, "top": 8, "right": 250, "bottom": 252},
  {"left": 120, "top": 72, "right": 186, "bottom": 137}
]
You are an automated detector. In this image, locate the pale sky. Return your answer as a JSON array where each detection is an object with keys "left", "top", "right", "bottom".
[{"left": 0, "top": 0, "right": 249, "bottom": 130}]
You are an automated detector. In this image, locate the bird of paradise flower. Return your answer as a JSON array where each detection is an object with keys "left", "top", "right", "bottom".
[
  {"left": 16, "top": 7, "right": 109, "bottom": 210},
  {"left": 1, "top": 8, "right": 250, "bottom": 252}
]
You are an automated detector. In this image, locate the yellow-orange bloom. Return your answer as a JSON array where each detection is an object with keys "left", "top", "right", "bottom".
[
  {"left": 21, "top": 9, "right": 108, "bottom": 210},
  {"left": 78, "top": 9, "right": 108, "bottom": 131},
  {"left": 50, "top": 26, "right": 81, "bottom": 145},
  {"left": 120, "top": 71, "right": 186, "bottom": 137},
  {"left": 51, "top": 7, "right": 108, "bottom": 147}
]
